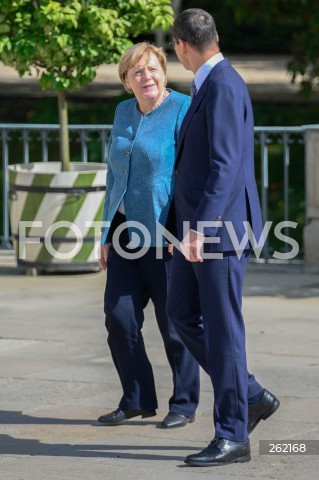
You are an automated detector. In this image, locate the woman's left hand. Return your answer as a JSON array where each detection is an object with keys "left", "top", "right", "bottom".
[{"left": 98, "top": 243, "right": 111, "bottom": 271}]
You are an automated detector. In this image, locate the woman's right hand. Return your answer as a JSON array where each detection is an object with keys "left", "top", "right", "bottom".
[{"left": 98, "top": 243, "right": 111, "bottom": 271}]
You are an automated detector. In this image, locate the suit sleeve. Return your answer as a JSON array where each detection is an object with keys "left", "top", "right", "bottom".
[
  {"left": 165, "top": 95, "right": 191, "bottom": 238},
  {"left": 190, "top": 82, "right": 245, "bottom": 236}
]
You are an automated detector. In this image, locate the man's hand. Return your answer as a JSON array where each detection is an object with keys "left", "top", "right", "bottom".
[
  {"left": 180, "top": 230, "right": 205, "bottom": 262},
  {"left": 168, "top": 244, "right": 174, "bottom": 255},
  {"left": 98, "top": 243, "right": 111, "bottom": 271}
]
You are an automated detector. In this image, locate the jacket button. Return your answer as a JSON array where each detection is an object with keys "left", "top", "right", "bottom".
[
  {"left": 125, "top": 151, "right": 130, "bottom": 157},
  {"left": 124, "top": 168, "right": 128, "bottom": 174},
  {"left": 175, "top": 169, "right": 179, "bottom": 175},
  {"left": 216, "top": 216, "right": 221, "bottom": 221}
]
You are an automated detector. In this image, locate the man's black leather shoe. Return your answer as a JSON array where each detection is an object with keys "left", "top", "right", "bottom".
[
  {"left": 185, "top": 437, "right": 251, "bottom": 466},
  {"left": 248, "top": 389, "right": 280, "bottom": 434},
  {"left": 97, "top": 408, "right": 156, "bottom": 426},
  {"left": 160, "top": 412, "right": 195, "bottom": 429}
]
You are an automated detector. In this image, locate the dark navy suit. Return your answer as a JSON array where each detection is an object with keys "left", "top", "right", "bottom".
[{"left": 166, "top": 59, "right": 264, "bottom": 441}]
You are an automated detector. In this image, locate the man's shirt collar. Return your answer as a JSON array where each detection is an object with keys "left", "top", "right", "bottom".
[{"left": 194, "top": 52, "right": 224, "bottom": 92}]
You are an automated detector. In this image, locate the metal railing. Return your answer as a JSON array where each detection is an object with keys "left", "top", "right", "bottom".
[
  {"left": 0, "top": 124, "right": 112, "bottom": 248},
  {"left": 254, "top": 126, "right": 305, "bottom": 259},
  {"left": 0, "top": 123, "right": 308, "bottom": 259}
]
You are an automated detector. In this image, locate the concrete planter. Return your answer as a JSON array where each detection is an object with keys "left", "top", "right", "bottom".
[{"left": 8, "top": 162, "right": 106, "bottom": 272}]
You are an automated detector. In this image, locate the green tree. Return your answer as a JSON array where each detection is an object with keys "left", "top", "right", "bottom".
[
  {"left": 0, "top": 0, "right": 173, "bottom": 170},
  {"left": 225, "top": 0, "right": 319, "bottom": 95}
]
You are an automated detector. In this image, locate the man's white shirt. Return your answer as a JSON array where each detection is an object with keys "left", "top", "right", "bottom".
[{"left": 193, "top": 52, "right": 224, "bottom": 93}]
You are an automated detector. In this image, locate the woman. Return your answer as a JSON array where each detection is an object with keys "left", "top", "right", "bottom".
[{"left": 98, "top": 43, "right": 199, "bottom": 428}]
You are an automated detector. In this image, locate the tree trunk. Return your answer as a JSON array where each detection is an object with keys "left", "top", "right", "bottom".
[
  {"left": 154, "top": 0, "right": 182, "bottom": 47},
  {"left": 57, "top": 90, "right": 70, "bottom": 171},
  {"left": 172, "top": 0, "right": 182, "bottom": 14}
]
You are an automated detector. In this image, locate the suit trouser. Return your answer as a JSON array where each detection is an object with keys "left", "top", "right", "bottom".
[
  {"left": 104, "top": 246, "right": 200, "bottom": 417},
  {"left": 166, "top": 249, "right": 263, "bottom": 441}
]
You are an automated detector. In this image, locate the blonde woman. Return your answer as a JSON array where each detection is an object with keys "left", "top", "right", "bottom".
[{"left": 98, "top": 43, "right": 199, "bottom": 428}]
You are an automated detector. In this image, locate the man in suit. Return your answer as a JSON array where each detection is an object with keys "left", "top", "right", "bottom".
[{"left": 166, "top": 8, "right": 280, "bottom": 466}]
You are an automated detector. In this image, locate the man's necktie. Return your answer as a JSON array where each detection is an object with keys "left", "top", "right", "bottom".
[{"left": 190, "top": 80, "right": 197, "bottom": 101}]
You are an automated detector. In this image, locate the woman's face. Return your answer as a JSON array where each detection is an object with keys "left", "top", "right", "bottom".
[{"left": 125, "top": 52, "right": 166, "bottom": 106}]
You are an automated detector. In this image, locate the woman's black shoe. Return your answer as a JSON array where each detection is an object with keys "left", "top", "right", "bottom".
[{"left": 97, "top": 408, "right": 156, "bottom": 425}]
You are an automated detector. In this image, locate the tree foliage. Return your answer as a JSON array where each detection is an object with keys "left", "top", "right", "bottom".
[
  {"left": 225, "top": 0, "right": 319, "bottom": 94},
  {"left": 0, "top": 0, "right": 173, "bottom": 91}
]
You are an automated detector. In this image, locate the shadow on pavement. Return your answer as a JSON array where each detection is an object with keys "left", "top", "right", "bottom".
[
  {"left": 0, "top": 434, "right": 197, "bottom": 460},
  {"left": 0, "top": 410, "right": 160, "bottom": 427}
]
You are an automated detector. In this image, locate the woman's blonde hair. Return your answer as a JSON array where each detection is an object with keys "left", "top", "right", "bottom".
[{"left": 118, "top": 42, "right": 167, "bottom": 93}]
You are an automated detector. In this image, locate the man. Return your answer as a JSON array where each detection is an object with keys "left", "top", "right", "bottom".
[{"left": 166, "top": 8, "right": 280, "bottom": 466}]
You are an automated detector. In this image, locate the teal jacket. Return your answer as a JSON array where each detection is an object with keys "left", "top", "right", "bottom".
[{"left": 101, "top": 90, "right": 190, "bottom": 246}]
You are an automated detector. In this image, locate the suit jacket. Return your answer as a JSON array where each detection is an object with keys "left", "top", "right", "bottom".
[
  {"left": 101, "top": 91, "right": 190, "bottom": 246},
  {"left": 173, "top": 58, "right": 263, "bottom": 252}
]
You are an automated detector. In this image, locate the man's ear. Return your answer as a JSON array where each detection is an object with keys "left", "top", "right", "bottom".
[{"left": 179, "top": 39, "right": 188, "bottom": 54}]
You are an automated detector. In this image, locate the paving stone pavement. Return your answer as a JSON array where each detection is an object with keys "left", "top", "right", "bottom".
[{"left": 0, "top": 254, "right": 318, "bottom": 480}]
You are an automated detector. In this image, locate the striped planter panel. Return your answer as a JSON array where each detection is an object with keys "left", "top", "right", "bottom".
[{"left": 8, "top": 162, "right": 107, "bottom": 271}]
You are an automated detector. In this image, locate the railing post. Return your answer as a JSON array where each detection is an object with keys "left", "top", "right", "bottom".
[
  {"left": 260, "top": 131, "right": 270, "bottom": 258},
  {"left": 1, "top": 129, "right": 11, "bottom": 248},
  {"left": 304, "top": 127, "right": 319, "bottom": 269}
]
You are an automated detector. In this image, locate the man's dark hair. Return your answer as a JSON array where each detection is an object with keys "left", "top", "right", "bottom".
[{"left": 172, "top": 8, "right": 218, "bottom": 51}]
